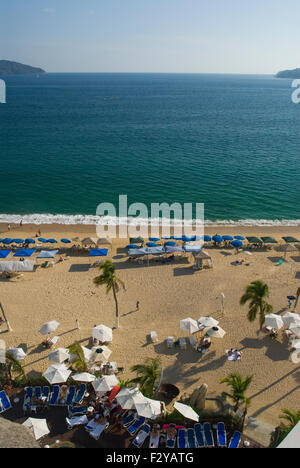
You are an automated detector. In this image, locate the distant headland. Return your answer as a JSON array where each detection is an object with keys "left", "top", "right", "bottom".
[
  {"left": 0, "top": 60, "right": 46, "bottom": 76},
  {"left": 275, "top": 68, "right": 300, "bottom": 79}
]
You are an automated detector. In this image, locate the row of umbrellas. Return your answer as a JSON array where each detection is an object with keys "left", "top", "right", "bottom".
[
  {"left": 180, "top": 317, "right": 226, "bottom": 338},
  {"left": 265, "top": 312, "right": 300, "bottom": 343},
  {"left": 0, "top": 237, "right": 112, "bottom": 246}
]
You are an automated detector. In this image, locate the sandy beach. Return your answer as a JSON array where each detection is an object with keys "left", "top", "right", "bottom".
[{"left": 0, "top": 222, "right": 299, "bottom": 427}]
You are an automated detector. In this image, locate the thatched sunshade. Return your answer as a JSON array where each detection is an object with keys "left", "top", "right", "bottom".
[
  {"left": 260, "top": 237, "right": 278, "bottom": 244},
  {"left": 97, "top": 238, "right": 112, "bottom": 246},
  {"left": 282, "top": 236, "right": 300, "bottom": 243}
]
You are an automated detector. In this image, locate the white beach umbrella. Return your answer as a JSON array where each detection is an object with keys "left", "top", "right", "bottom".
[
  {"left": 8, "top": 347, "right": 26, "bottom": 361},
  {"left": 92, "top": 375, "right": 119, "bottom": 393},
  {"left": 0, "top": 339, "right": 5, "bottom": 364},
  {"left": 92, "top": 324, "right": 113, "bottom": 343},
  {"left": 91, "top": 345, "right": 112, "bottom": 363},
  {"left": 23, "top": 418, "right": 50, "bottom": 440},
  {"left": 174, "top": 402, "right": 199, "bottom": 422},
  {"left": 289, "top": 326, "right": 300, "bottom": 338},
  {"left": 39, "top": 320, "right": 60, "bottom": 336},
  {"left": 72, "top": 372, "right": 96, "bottom": 383},
  {"left": 135, "top": 397, "right": 162, "bottom": 419},
  {"left": 81, "top": 346, "right": 93, "bottom": 362},
  {"left": 116, "top": 387, "right": 144, "bottom": 410},
  {"left": 48, "top": 348, "right": 70, "bottom": 363},
  {"left": 180, "top": 318, "right": 199, "bottom": 335},
  {"left": 43, "top": 363, "right": 71, "bottom": 384},
  {"left": 198, "top": 317, "right": 219, "bottom": 328},
  {"left": 291, "top": 339, "right": 300, "bottom": 350},
  {"left": 205, "top": 326, "right": 226, "bottom": 339},
  {"left": 265, "top": 314, "right": 284, "bottom": 330},
  {"left": 282, "top": 312, "right": 300, "bottom": 328}
]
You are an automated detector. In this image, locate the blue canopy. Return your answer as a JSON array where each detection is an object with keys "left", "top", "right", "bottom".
[
  {"left": 234, "top": 236, "right": 245, "bottom": 241},
  {"left": 0, "top": 250, "right": 11, "bottom": 259},
  {"left": 191, "top": 235, "right": 202, "bottom": 241},
  {"left": 37, "top": 250, "right": 59, "bottom": 259},
  {"left": 25, "top": 238, "right": 35, "bottom": 244},
  {"left": 13, "top": 249, "right": 36, "bottom": 257},
  {"left": 165, "top": 245, "right": 184, "bottom": 253},
  {"left": 182, "top": 235, "right": 193, "bottom": 242},
  {"left": 13, "top": 239, "right": 24, "bottom": 244},
  {"left": 47, "top": 239, "right": 58, "bottom": 244},
  {"left": 203, "top": 235, "right": 212, "bottom": 242},
  {"left": 146, "top": 242, "right": 159, "bottom": 247},
  {"left": 231, "top": 240, "right": 243, "bottom": 248},
  {"left": 183, "top": 245, "right": 203, "bottom": 252},
  {"left": 126, "top": 244, "right": 139, "bottom": 249},
  {"left": 164, "top": 241, "right": 177, "bottom": 247},
  {"left": 89, "top": 249, "right": 109, "bottom": 257},
  {"left": 149, "top": 237, "right": 160, "bottom": 242},
  {"left": 2, "top": 238, "right": 12, "bottom": 245},
  {"left": 222, "top": 235, "right": 233, "bottom": 241},
  {"left": 61, "top": 239, "right": 71, "bottom": 244},
  {"left": 38, "top": 238, "right": 48, "bottom": 243},
  {"left": 212, "top": 235, "right": 223, "bottom": 244}
]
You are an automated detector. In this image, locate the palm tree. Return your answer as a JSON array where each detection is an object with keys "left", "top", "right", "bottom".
[
  {"left": 278, "top": 409, "right": 300, "bottom": 443},
  {"left": 0, "top": 351, "right": 25, "bottom": 385},
  {"left": 220, "top": 373, "right": 253, "bottom": 412},
  {"left": 94, "top": 260, "right": 125, "bottom": 329},
  {"left": 68, "top": 342, "right": 87, "bottom": 373},
  {"left": 240, "top": 280, "right": 273, "bottom": 331},
  {"left": 129, "top": 357, "right": 162, "bottom": 398}
]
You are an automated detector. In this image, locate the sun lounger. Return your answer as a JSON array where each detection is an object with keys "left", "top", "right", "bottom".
[
  {"left": 42, "top": 386, "right": 50, "bottom": 402},
  {"left": 49, "top": 336, "right": 59, "bottom": 347},
  {"left": 132, "top": 424, "right": 151, "bottom": 447},
  {"left": 73, "top": 383, "right": 87, "bottom": 405},
  {"left": 166, "top": 423, "right": 177, "bottom": 448},
  {"left": 24, "top": 387, "right": 33, "bottom": 400},
  {"left": 194, "top": 423, "right": 205, "bottom": 448},
  {"left": 149, "top": 426, "right": 160, "bottom": 448},
  {"left": 127, "top": 416, "right": 146, "bottom": 435},
  {"left": 228, "top": 430, "right": 242, "bottom": 448},
  {"left": 150, "top": 331, "right": 158, "bottom": 343},
  {"left": 217, "top": 422, "right": 227, "bottom": 447},
  {"left": 41, "top": 261, "right": 49, "bottom": 268},
  {"left": 49, "top": 385, "right": 60, "bottom": 406},
  {"left": 0, "top": 391, "right": 11, "bottom": 413},
  {"left": 122, "top": 411, "right": 137, "bottom": 427},
  {"left": 66, "top": 415, "right": 88, "bottom": 429},
  {"left": 34, "top": 386, "right": 42, "bottom": 399},
  {"left": 189, "top": 336, "right": 198, "bottom": 350},
  {"left": 68, "top": 405, "right": 88, "bottom": 417},
  {"left": 203, "top": 422, "right": 214, "bottom": 447},
  {"left": 187, "top": 428, "right": 197, "bottom": 448},
  {"left": 167, "top": 336, "right": 174, "bottom": 348},
  {"left": 177, "top": 428, "right": 186, "bottom": 449},
  {"left": 85, "top": 418, "right": 103, "bottom": 432},
  {"left": 89, "top": 422, "right": 109, "bottom": 440},
  {"left": 179, "top": 338, "right": 187, "bottom": 350},
  {"left": 66, "top": 386, "right": 76, "bottom": 406}
]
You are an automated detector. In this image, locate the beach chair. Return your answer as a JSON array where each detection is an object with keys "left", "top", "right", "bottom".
[
  {"left": 89, "top": 422, "right": 109, "bottom": 441},
  {"left": 73, "top": 383, "right": 87, "bottom": 405},
  {"left": 66, "top": 415, "right": 88, "bottom": 429},
  {"left": 49, "top": 336, "right": 59, "bottom": 347},
  {"left": 127, "top": 416, "right": 146, "bottom": 435},
  {"left": 228, "top": 431, "right": 242, "bottom": 448},
  {"left": 49, "top": 385, "right": 60, "bottom": 406},
  {"left": 0, "top": 391, "right": 11, "bottom": 413},
  {"left": 150, "top": 331, "right": 158, "bottom": 343},
  {"left": 66, "top": 386, "right": 76, "bottom": 406},
  {"left": 194, "top": 423, "right": 205, "bottom": 448},
  {"left": 189, "top": 336, "right": 198, "bottom": 350},
  {"left": 42, "top": 386, "right": 50, "bottom": 402},
  {"left": 187, "top": 428, "right": 197, "bottom": 449},
  {"left": 177, "top": 428, "right": 186, "bottom": 449},
  {"left": 85, "top": 418, "right": 103, "bottom": 432},
  {"left": 167, "top": 337, "right": 174, "bottom": 348},
  {"left": 217, "top": 422, "right": 227, "bottom": 448},
  {"left": 122, "top": 411, "right": 137, "bottom": 427},
  {"left": 149, "top": 425, "right": 160, "bottom": 448},
  {"left": 166, "top": 423, "right": 177, "bottom": 448},
  {"left": 24, "top": 387, "right": 33, "bottom": 400},
  {"left": 68, "top": 405, "right": 88, "bottom": 417},
  {"left": 132, "top": 424, "right": 151, "bottom": 448},
  {"left": 179, "top": 338, "right": 187, "bottom": 350},
  {"left": 41, "top": 261, "right": 49, "bottom": 268},
  {"left": 203, "top": 422, "right": 214, "bottom": 447},
  {"left": 34, "top": 386, "right": 42, "bottom": 399}
]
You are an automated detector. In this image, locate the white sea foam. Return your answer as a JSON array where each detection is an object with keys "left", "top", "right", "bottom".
[{"left": 0, "top": 213, "right": 300, "bottom": 227}]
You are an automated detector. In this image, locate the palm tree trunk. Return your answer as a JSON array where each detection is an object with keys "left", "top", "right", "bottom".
[{"left": 112, "top": 284, "right": 119, "bottom": 329}]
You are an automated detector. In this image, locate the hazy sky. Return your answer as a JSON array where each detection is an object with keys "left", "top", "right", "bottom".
[{"left": 1, "top": 0, "right": 299, "bottom": 74}]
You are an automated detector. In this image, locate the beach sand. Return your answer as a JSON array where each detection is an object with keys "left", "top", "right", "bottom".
[{"left": 0, "top": 223, "right": 299, "bottom": 427}]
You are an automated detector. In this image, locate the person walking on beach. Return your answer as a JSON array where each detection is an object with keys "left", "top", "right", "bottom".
[
  {"left": 7, "top": 224, "right": 10, "bottom": 231},
  {"left": 136, "top": 301, "right": 140, "bottom": 311},
  {"left": 20, "top": 219, "right": 23, "bottom": 228}
]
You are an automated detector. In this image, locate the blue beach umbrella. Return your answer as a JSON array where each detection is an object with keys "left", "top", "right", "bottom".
[
  {"left": 212, "top": 235, "right": 223, "bottom": 244},
  {"left": 182, "top": 235, "right": 193, "bottom": 242},
  {"left": 25, "top": 238, "right": 35, "bottom": 244},
  {"left": 47, "top": 239, "right": 58, "bottom": 244},
  {"left": 61, "top": 239, "right": 71, "bottom": 244},
  {"left": 191, "top": 235, "right": 202, "bottom": 242},
  {"left": 149, "top": 237, "right": 160, "bottom": 242},
  {"left": 13, "top": 239, "right": 25, "bottom": 244},
  {"left": 2, "top": 238, "right": 13, "bottom": 245},
  {"left": 231, "top": 240, "right": 243, "bottom": 248},
  {"left": 234, "top": 236, "right": 245, "bottom": 241},
  {"left": 38, "top": 238, "right": 48, "bottom": 243},
  {"left": 146, "top": 242, "right": 159, "bottom": 247},
  {"left": 222, "top": 235, "right": 233, "bottom": 241},
  {"left": 203, "top": 235, "right": 212, "bottom": 242},
  {"left": 164, "top": 241, "right": 177, "bottom": 247},
  {"left": 162, "top": 237, "right": 171, "bottom": 240},
  {"left": 126, "top": 244, "right": 139, "bottom": 249}
]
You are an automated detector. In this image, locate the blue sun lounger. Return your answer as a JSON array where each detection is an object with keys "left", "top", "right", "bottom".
[
  {"left": 194, "top": 423, "right": 205, "bottom": 448},
  {"left": 68, "top": 405, "right": 88, "bottom": 417},
  {"left": 228, "top": 431, "right": 242, "bottom": 448},
  {"left": 132, "top": 424, "right": 151, "bottom": 448},
  {"left": 177, "top": 429, "right": 186, "bottom": 449},
  {"left": 49, "top": 385, "right": 60, "bottom": 405},
  {"left": 187, "top": 428, "right": 197, "bottom": 448},
  {"left": 122, "top": 411, "right": 137, "bottom": 427},
  {"left": 127, "top": 416, "right": 146, "bottom": 435},
  {"left": 166, "top": 423, "right": 177, "bottom": 448},
  {"left": 203, "top": 422, "right": 214, "bottom": 447},
  {"left": 73, "top": 383, "right": 86, "bottom": 405},
  {"left": 24, "top": 387, "right": 33, "bottom": 400},
  {"left": 34, "top": 387, "right": 42, "bottom": 399},
  {"left": 42, "top": 386, "right": 50, "bottom": 402},
  {"left": 217, "top": 422, "right": 227, "bottom": 447},
  {"left": 0, "top": 391, "right": 12, "bottom": 413},
  {"left": 66, "top": 386, "right": 76, "bottom": 406}
]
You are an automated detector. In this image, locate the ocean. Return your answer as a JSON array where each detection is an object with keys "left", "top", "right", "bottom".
[{"left": 0, "top": 73, "right": 299, "bottom": 226}]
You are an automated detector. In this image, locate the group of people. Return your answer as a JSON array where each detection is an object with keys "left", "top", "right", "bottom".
[{"left": 226, "top": 348, "right": 242, "bottom": 361}]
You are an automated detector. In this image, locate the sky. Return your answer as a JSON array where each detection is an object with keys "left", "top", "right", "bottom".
[{"left": 0, "top": 0, "right": 299, "bottom": 74}]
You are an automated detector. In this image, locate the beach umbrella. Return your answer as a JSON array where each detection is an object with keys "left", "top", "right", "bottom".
[
  {"left": 164, "top": 241, "right": 176, "bottom": 247},
  {"left": 276, "top": 244, "right": 298, "bottom": 259},
  {"left": 234, "top": 236, "right": 245, "bottom": 240},
  {"left": 2, "top": 238, "right": 12, "bottom": 245},
  {"left": 231, "top": 240, "right": 243, "bottom": 249},
  {"left": 135, "top": 396, "right": 162, "bottom": 419},
  {"left": 116, "top": 387, "right": 144, "bottom": 410},
  {"left": 92, "top": 325, "right": 113, "bottom": 343},
  {"left": 97, "top": 238, "right": 112, "bottom": 246},
  {"left": 149, "top": 237, "right": 160, "bottom": 242},
  {"left": 39, "top": 320, "right": 60, "bottom": 335},
  {"left": 48, "top": 348, "right": 70, "bottom": 363},
  {"left": 174, "top": 402, "right": 199, "bottom": 422},
  {"left": 13, "top": 239, "right": 24, "bottom": 244},
  {"left": 92, "top": 375, "right": 119, "bottom": 393},
  {"left": 81, "top": 346, "right": 93, "bottom": 362},
  {"left": 146, "top": 242, "right": 159, "bottom": 247},
  {"left": 282, "top": 312, "right": 300, "bottom": 328},
  {"left": 162, "top": 236, "right": 171, "bottom": 240},
  {"left": 212, "top": 235, "right": 223, "bottom": 244},
  {"left": 282, "top": 236, "right": 300, "bottom": 244},
  {"left": 47, "top": 239, "right": 58, "bottom": 244},
  {"left": 222, "top": 235, "right": 233, "bottom": 241},
  {"left": 206, "top": 326, "right": 226, "bottom": 339},
  {"left": 203, "top": 235, "right": 212, "bottom": 242},
  {"left": 8, "top": 347, "right": 26, "bottom": 361},
  {"left": 72, "top": 372, "right": 96, "bottom": 383},
  {"left": 25, "top": 238, "right": 35, "bottom": 244},
  {"left": 61, "top": 238, "right": 71, "bottom": 244},
  {"left": 265, "top": 314, "right": 284, "bottom": 330},
  {"left": 91, "top": 346, "right": 112, "bottom": 363},
  {"left": 180, "top": 318, "right": 199, "bottom": 335},
  {"left": 182, "top": 235, "right": 193, "bottom": 242},
  {"left": 126, "top": 244, "right": 139, "bottom": 249},
  {"left": 38, "top": 238, "right": 48, "bottom": 243},
  {"left": 81, "top": 237, "right": 97, "bottom": 246},
  {"left": 198, "top": 317, "right": 219, "bottom": 328},
  {"left": 23, "top": 418, "right": 50, "bottom": 440},
  {"left": 291, "top": 339, "right": 300, "bottom": 349},
  {"left": 191, "top": 235, "right": 202, "bottom": 242},
  {"left": 289, "top": 326, "right": 300, "bottom": 338},
  {"left": 43, "top": 364, "right": 71, "bottom": 384}
]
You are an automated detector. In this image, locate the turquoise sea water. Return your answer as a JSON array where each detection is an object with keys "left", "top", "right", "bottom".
[{"left": 0, "top": 73, "right": 299, "bottom": 225}]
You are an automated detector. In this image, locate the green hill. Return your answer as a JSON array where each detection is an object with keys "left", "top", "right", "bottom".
[
  {"left": 275, "top": 68, "right": 300, "bottom": 79},
  {"left": 0, "top": 60, "right": 46, "bottom": 75}
]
